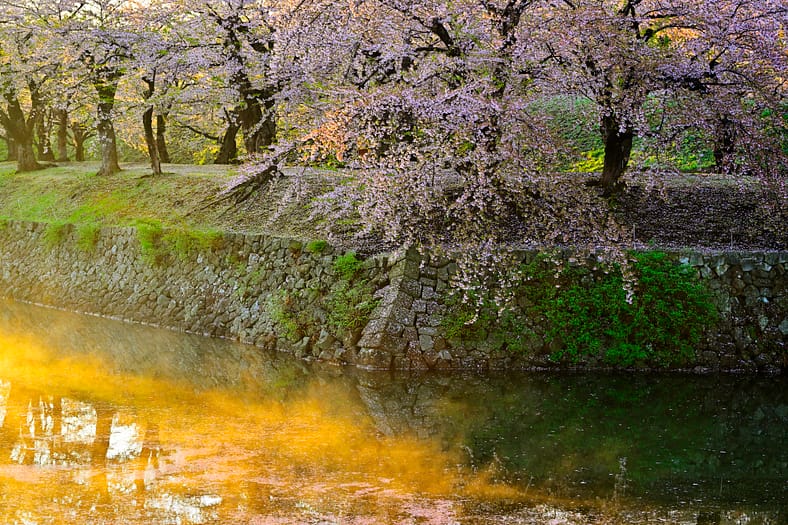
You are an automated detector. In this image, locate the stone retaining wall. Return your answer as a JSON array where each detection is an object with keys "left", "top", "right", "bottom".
[
  {"left": 360, "top": 249, "right": 786, "bottom": 373},
  {"left": 0, "top": 221, "right": 784, "bottom": 372}
]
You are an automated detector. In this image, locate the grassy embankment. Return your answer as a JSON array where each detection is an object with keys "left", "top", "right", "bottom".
[
  {"left": 0, "top": 160, "right": 774, "bottom": 254},
  {"left": 0, "top": 161, "right": 344, "bottom": 247}
]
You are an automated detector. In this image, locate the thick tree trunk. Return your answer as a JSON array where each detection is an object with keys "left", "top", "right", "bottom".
[
  {"left": 96, "top": 115, "right": 120, "bottom": 176},
  {"left": 156, "top": 114, "right": 170, "bottom": 163},
  {"left": 74, "top": 141, "right": 85, "bottom": 161},
  {"left": 600, "top": 116, "right": 633, "bottom": 195},
  {"left": 16, "top": 136, "right": 42, "bottom": 172},
  {"left": 239, "top": 96, "right": 276, "bottom": 155},
  {"left": 71, "top": 123, "right": 90, "bottom": 162},
  {"left": 95, "top": 95, "right": 121, "bottom": 176},
  {"left": 93, "top": 77, "right": 121, "bottom": 176},
  {"left": 74, "top": 135, "right": 85, "bottom": 162},
  {"left": 143, "top": 106, "right": 162, "bottom": 175},
  {"left": 56, "top": 109, "right": 69, "bottom": 162},
  {"left": 3, "top": 95, "right": 42, "bottom": 172},
  {"left": 215, "top": 122, "right": 240, "bottom": 164},
  {"left": 237, "top": 82, "right": 277, "bottom": 156}
]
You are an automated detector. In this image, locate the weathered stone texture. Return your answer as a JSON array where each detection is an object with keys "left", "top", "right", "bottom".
[{"left": 0, "top": 221, "right": 784, "bottom": 372}]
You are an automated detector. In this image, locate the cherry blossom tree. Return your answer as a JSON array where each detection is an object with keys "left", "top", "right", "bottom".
[
  {"left": 44, "top": 0, "right": 142, "bottom": 175},
  {"left": 127, "top": 0, "right": 185, "bottom": 174},
  {"left": 529, "top": 0, "right": 787, "bottom": 193},
  {"left": 229, "top": 0, "right": 615, "bottom": 252},
  {"left": 0, "top": 5, "right": 60, "bottom": 172}
]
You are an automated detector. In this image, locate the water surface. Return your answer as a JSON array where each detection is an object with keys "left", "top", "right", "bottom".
[{"left": 0, "top": 299, "right": 785, "bottom": 524}]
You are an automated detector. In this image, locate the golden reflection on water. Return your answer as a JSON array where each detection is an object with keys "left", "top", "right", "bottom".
[{"left": 0, "top": 328, "right": 525, "bottom": 524}]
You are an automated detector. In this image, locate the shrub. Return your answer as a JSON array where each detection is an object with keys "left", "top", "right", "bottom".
[
  {"left": 441, "top": 291, "right": 531, "bottom": 354},
  {"left": 327, "top": 280, "right": 378, "bottom": 333},
  {"left": 333, "top": 251, "right": 363, "bottom": 280},
  {"left": 266, "top": 290, "right": 302, "bottom": 342},
  {"left": 43, "top": 222, "right": 68, "bottom": 248},
  {"left": 540, "top": 251, "right": 717, "bottom": 366},
  {"left": 442, "top": 251, "right": 718, "bottom": 367},
  {"left": 305, "top": 239, "right": 329, "bottom": 254},
  {"left": 133, "top": 219, "right": 164, "bottom": 264}
]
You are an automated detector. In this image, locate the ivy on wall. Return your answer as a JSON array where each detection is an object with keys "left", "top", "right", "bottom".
[{"left": 444, "top": 251, "right": 718, "bottom": 367}]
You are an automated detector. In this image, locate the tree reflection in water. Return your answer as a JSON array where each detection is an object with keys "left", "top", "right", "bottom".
[{"left": 0, "top": 298, "right": 784, "bottom": 524}]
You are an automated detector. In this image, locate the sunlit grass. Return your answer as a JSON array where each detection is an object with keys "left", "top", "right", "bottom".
[{"left": 0, "top": 162, "right": 237, "bottom": 234}]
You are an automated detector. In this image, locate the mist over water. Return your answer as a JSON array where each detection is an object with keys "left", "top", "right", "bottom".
[{"left": 0, "top": 298, "right": 785, "bottom": 524}]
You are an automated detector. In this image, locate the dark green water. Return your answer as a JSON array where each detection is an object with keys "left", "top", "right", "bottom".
[{"left": 0, "top": 298, "right": 785, "bottom": 524}]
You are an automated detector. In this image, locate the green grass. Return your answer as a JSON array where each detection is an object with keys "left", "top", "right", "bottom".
[
  {"left": 0, "top": 161, "right": 362, "bottom": 247},
  {"left": 0, "top": 162, "right": 245, "bottom": 262},
  {"left": 0, "top": 161, "right": 234, "bottom": 229},
  {"left": 0, "top": 160, "right": 765, "bottom": 261}
]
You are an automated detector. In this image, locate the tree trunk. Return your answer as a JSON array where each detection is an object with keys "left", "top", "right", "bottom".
[
  {"left": 71, "top": 123, "right": 89, "bottom": 162},
  {"left": 156, "top": 114, "right": 170, "bottom": 163},
  {"left": 56, "top": 109, "right": 69, "bottom": 162},
  {"left": 215, "top": 121, "right": 240, "bottom": 164},
  {"left": 36, "top": 109, "right": 56, "bottom": 162},
  {"left": 141, "top": 77, "right": 162, "bottom": 175},
  {"left": 16, "top": 135, "right": 42, "bottom": 172},
  {"left": 713, "top": 116, "right": 736, "bottom": 174},
  {"left": 75, "top": 140, "right": 85, "bottom": 161},
  {"left": 2, "top": 136, "right": 14, "bottom": 161},
  {"left": 93, "top": 79, "right": 121, "bottom": 176},
  {"left": 600, "top": 115, "right": 633, "bottom": 195},
  {"left": 2, "top": 95, "right": 42, "bottom": 172},
  {"left": 96, "top": 114, "right": 120, "bottom": 176},
  {"left": 239, "top": 94, "right": 276, "bottom": 155},
  {"left": 143, "top": 106, "right": 162, "bottom": 175}
]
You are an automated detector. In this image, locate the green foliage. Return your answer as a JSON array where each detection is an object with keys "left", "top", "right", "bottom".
[
  {"left": 538, "top": 252, "right": 718, "bottom": 366},
  {"left": 534, "top": 96, "right": 603, "bottom": 168},
  {"left": 255, "top": 250, "right": 380, "bottom": 343},
  {"left": 326, "top": 280, "right": 378, "bottom": 333},
  {"left": 133, "top": 219, "right": 164, "bottom": 264},
  {"left": 569, "top": 148, "right": 605, "bottom": 172},
  {"left": 441, "top": 291, "right": 532, "bottom": 354},
  {"left": 325, "top": 251, "right": 379, "bottom": 335},
  {"left": 333, "top": 251, "right": 363, "bottom": 280},
  {"left": 637, "top": 129, "right": 716, "bottom": 173},
  {"left": 305, "top": 239, "right": 329, "bottom": 254},
  {"left": 443, "top": 252, "right": 717, "bottom": 367},
  {"left": 266, "top": 290, "right": 302, "bottom": 342},
  {"left": 75, "top": 222, "right": 101, "bottom": 252},
  {"left": 132, "top": 219, "right": 224, "bottom": 265},
  {"left": 43, "top": 222, "right": 68, "bottom": 248},
  {"left": 162, "top": 228, "right": 224, "bottom": 260}
]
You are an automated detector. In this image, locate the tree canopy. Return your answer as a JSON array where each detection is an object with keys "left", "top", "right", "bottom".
[{"left": 0, "top": 0, "right": 785, "bottom": 260}]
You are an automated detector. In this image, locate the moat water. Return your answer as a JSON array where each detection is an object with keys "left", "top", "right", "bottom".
[{"left": 0, "top": 298, "right": 785, "bottom": 524}]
